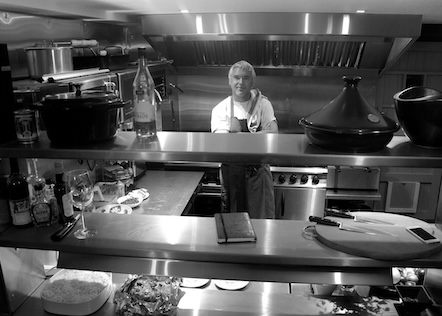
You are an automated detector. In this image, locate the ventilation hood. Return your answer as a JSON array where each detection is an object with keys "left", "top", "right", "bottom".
[{"left": 142, "top": 13, "right": 422, "bottom": 77}]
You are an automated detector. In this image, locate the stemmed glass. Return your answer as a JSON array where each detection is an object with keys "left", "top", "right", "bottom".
[{"left": 66, "top": 169, "right": 96, "bottom": 239}]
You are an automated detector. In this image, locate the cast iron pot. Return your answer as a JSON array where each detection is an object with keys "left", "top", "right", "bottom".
[
  {"left": 393, "top": 86, "right": 442, "bottom": 148},
  {"left": 39, "top": 89, "right": 124, "bottom": 145},
  {"left": 299, "top": 76, "right": 399, "bottom": 153}
]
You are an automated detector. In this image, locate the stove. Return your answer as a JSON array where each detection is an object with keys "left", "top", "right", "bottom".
[{"left": 271, "top": 167, "right": 328, "bottom": 220}]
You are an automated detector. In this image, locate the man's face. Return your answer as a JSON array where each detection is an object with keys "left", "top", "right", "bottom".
[{"left": 229, "top": 67, "right": 253, "bottom": 101}]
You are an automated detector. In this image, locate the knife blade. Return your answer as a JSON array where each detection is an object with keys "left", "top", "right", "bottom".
[
  {"left": 309, "top": 216, "right": 391, "bottom": 236},
  {"left": 50, "top": 214, "right": 80, "bottom": 241},
  {"left": 324, "top": 208, "right": 395, "bottom": 225}
]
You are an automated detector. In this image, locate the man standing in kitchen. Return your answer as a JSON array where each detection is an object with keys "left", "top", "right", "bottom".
[{"left": 211, "top": 60, "right": 278, "bottom": 219}]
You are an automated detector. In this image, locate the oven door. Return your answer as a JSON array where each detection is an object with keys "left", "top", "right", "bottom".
[{"left": 275, "top": 187, "right": 326, "bottom": 220}]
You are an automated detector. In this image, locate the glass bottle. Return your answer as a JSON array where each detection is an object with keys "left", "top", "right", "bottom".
[
  {"left": 30, "top": 181, "right": 53, "bottom": 227},
  {"left": 7, "top": 158, "right": 33, "bottom": 227},
  {"left": 53, "top": 161, "right": 74, "bottom": 223},
  {"left": 133, "top": 47, "right": 156, "bottom": 139},
  {"left": 26, "top": 158, "right": 45, "bottom": 201}
]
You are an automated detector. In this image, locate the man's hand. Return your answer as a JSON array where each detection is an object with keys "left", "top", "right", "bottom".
[{"left": 230, "top": 117, "right": 242, "bottom": 133}]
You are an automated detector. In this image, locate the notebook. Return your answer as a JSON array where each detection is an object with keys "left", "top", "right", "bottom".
[{"left": 215, "top": 212, "right": 257, "bottom": 243}]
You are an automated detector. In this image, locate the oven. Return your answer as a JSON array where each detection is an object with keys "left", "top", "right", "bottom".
[
  {"left": 188, "top": 165, "right": 329, "bottom": 219},
  {"left": 272, "top": 167, "right": 328, "bottom": 220},
  {"left": 325, "top": 166, "right": 381, "bottom": 211}
]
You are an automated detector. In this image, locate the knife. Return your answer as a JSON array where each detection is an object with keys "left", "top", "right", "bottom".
[
  {"left": 50, "top": 214, "right": 81, "bottom": 241},
  {"left": 324, "top": 208, "right": 395, "bottom": 225},
  {"left": 309, "top": 216, "right": 393, "bottom": 236}
]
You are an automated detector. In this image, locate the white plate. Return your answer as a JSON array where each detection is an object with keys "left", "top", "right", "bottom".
[
  {"left": 213, "top": 280, "right": 249, "bottom": 291},
  {"left": 117, "top": 194, "right": 142, "bottom": 208},
  {"left": 94, "top": 204, "right": 132, "bottom": 214},
  {"left": 130, "top": 188, "right": 149, "bottom": 200},
  {"left": 181, "top": 278, "right": 211, "bottom": 288}
]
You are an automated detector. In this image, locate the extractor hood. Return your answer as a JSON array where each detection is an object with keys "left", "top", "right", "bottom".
[{"left": 142, "top": 13, "right": 422, "bottom": 77}]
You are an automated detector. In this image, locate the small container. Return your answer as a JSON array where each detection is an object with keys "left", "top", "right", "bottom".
[
  {"left": 395, "top": 285, "right": 433, "bottom": 314},
  {"left": 14, "top": 109, "right": 39, "bottom": 144}
]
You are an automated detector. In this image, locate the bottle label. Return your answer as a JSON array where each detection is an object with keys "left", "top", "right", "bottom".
[
  {"left": 134, "top": 100, "right": 155, "bottom": 123},
  {"left": 62, "top": 193, "right": 74, "bottom": 218},
  {"left": 9, "top": 198, "right": 32, "bottom": 226},
  {"left": 32, "top": 203, "right": 51, "bottom": 224}
]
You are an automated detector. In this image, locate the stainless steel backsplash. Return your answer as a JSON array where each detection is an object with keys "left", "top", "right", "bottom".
[{"left": 176, "top": 74, "right": 377, "bottom": 133}]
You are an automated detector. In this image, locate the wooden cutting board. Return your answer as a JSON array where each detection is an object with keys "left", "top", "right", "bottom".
[{"left": 314, "top": 212, "right": 442, "bottom": 260}]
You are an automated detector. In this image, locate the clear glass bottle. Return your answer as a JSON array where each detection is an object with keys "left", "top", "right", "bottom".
[
  {"left": 7, "top": 158, "right": 33, "bottom": 227},
  {"left": 133, "top": 47, "right": 156, "bottom": 139}
]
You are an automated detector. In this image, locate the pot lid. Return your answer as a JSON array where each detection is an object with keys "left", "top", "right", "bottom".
[
  {"left": 300, "top": 76, "right": 399, "bottom": 135},
  {"left": 42, "top": 86, "right": 122, "bottom": 108}
]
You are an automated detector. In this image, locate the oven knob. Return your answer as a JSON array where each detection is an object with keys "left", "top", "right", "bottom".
[
  {"left": 278, "top": 174, "right": 286, "bottom": 184},
  {"left": 300, "top": 174, "right": 309, "bottom": 184},
  {"left": 289, "top": 174, "right": 297, "bottom": 184},
  {"left": 312, "top": 175, "right": 320, "bottom": 185}
]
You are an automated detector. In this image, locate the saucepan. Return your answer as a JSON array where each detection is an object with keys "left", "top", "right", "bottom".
[{"left": 39, "top": 87, "right": 125, "bottom": 144}]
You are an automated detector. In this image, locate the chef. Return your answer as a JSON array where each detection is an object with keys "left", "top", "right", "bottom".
[{"left": 211, "top": 60, "right": 278, "bottom": 219}]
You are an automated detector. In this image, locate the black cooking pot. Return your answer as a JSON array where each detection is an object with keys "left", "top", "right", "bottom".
[
  {"left": 39, "top": 88, "right": 124, "bottom": 144},
  {"left": 393, "top": 86, "right": 442, "bottom": 148},
  {"left": 299, "top": 76, "right": 399, "bottom": 153}
]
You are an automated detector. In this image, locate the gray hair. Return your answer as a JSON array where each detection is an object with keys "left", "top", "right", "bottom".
[{"left": 228, "top": 60, "right": 256, "bottom": 82}]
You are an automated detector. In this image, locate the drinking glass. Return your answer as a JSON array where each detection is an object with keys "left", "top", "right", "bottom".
[{"left": 66, "top": 169, "right": 96, "bottom": 239}]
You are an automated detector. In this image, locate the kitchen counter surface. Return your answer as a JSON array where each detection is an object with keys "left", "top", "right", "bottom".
[
  {"left": 12, "top": 272, "right": 400, "bottom": 316},
  {"left": 1, "top": 213, "right": 442, "bottom": 285},
  {"left": 2, "top": 131, "right": 442, "bottom": 168},
  {"left": 130, "top": 169, "right": 203, "bottom": 216}
]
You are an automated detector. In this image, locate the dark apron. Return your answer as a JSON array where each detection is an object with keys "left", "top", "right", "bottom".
[{"left": 219, "top": 97, "right": 275, "bottom": 219}]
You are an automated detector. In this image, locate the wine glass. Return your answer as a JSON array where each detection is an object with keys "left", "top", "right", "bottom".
[{"left": 66, "top": 169, "right": 96, "bottom": 239}]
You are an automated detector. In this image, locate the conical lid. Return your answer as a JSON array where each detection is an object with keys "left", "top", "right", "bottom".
[{"left": 301, "top": 76, "right": 399, "bottom": 135}]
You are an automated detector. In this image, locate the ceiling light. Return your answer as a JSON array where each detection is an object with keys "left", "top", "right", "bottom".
[
  {"left": 356, "top": 10, "right": 366, "bottom": 13},
  {"left": 180, "top": 9, "right": 189, "bottom": 14}
]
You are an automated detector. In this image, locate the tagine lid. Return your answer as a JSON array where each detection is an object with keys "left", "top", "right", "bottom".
[{"left": 300, "top": 76, "right": 399, "bottom": 134}]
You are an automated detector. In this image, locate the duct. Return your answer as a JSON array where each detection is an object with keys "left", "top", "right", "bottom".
[{"left": 141, "top": 13, "right": 422, "bottom": 77}]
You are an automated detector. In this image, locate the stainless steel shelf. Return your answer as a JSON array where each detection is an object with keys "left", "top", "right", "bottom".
[{"left": 1, "top": 131, "right": 442, "bottom": 168}]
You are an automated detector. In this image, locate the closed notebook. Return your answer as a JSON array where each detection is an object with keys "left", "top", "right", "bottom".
[{"left": 215, "top": 212, "right": 257, "bottom": 243}]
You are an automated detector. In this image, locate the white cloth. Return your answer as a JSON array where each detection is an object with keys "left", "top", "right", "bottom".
[{"left": 211, "top": 89, "right": 277, "bottom": 133}]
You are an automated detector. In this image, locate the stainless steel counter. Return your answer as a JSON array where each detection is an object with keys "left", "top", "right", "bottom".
[
  {"left": 2, "top": 131, "right": 442, "bottom": 168},
  {"left": 132, "top": 169, "right": 203, "bottom": 216},
  {"left": 12, "top": 272, "right": 400, "bottom": 316},
  {"left": 1, "top": 213, "right": 442, "bottom": 286}
]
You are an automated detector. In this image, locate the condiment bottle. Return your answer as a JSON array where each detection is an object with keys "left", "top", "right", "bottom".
[
  {"left": 7, "top": 158, "right": 33, "bottom": 227},
  {"left": 31, "top": 182, "right": 58, "bottom": 227},
  {"left": 133, "top": 47, "right": 156, "bottom": 139}
]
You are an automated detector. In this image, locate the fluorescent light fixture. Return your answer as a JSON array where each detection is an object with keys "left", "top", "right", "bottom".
[
  {"left": 180, "top": 9, "right": 189, "bottom": 13},
  {"left": 356, "top": 10, "right": 366, "bottom": 13},
  {"left": 342, "top": 14, "right": 350, "bottom": 35},
  {"left": 196, "top": 15, "right": 203, "bottom": 34},
  {"left": 304, "top": 13, "right": 309, "bottom": 34}
]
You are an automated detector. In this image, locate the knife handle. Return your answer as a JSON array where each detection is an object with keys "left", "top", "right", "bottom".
[
  {"left": 324, "top": 208, "right": 354, "bottom": 219},
  {"left": 309, "top": 216, "right": 340, "bottom": 227},
  {"left": 50, "top": 215, "right": 79, "bottom": 241}
]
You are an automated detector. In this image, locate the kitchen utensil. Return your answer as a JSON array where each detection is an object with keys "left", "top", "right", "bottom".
[
  {"left": 25, "top": 46, "right": 73, "bottom": 79},
  {"left": 299, "top": 76, "right": 399, "bottom": 153},
  {"left": 324, "top": 208, "right": 395, "bottom": 225},
  {"left": 393, "top": 86, "right": 442, "bottom": 148},
  {"left": 50, "top": 214, "right": 80, "bottom": 241},
  {"left": 309, "top": 216, "right": 383, "bottom": 236},
  {"left": 39, "top": 87, "right": 125, "bottom": 144}
]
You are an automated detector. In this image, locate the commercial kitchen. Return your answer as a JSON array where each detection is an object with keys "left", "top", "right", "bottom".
[{"left": 2, "top": 0, "right": 442, "bottom": 315}]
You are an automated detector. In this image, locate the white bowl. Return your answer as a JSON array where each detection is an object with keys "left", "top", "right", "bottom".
[{"left": 41, "top": 269, "right": 112, "bottom": 316}]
